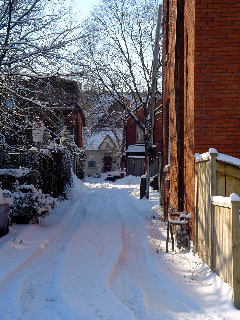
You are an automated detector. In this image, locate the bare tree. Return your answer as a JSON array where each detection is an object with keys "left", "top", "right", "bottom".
[
  {"left": 80, "top": 0, "right": 162, "bottom": 139},
  {"left": 0, "top": 0, "right": 86, "bottom": 148},
  {"left": 80, "top": 0, "right": 162, "bottom": 194},
  {"left": 0, "top": 0, "right": 84, "bottom": 75}
]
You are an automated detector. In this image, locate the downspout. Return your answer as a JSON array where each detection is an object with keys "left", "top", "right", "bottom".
[
  {"left": 121, "top": 103, "right": 127, "bottom": 173},
  {"left": 174, "top": 0, "right": 183, "bottom": 211}
]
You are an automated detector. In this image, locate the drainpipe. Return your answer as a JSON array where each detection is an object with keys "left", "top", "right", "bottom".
[{"left": 174, "top": 0, "right": 183, "bottom": 212}]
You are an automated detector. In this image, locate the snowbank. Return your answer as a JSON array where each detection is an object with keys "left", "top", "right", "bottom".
[{"left": 114, "top": 175, "right": 141, "bottom": 185}]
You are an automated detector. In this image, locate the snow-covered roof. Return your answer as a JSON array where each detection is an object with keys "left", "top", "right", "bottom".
[
  {"left": 126, "top": 144, "right": 145, "bottom": 153},
  {"left": 98, "top": 134, "right": 117, "bottom": 150},
  {"left": 128, "top": 156, "right": 145, "bottom": 159},
  {"left": 0, "top": 169, "right": 30, "bottom": 177},
  {"left": 84, "top": 130, "right": 122, "bottom": 151},
  {"left": 195, "top": 148, "right": 240, "bottom": 168}
]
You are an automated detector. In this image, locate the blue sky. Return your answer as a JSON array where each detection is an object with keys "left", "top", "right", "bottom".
[{"left": 67, "top": 0, "right": 100, "bottom": 20}]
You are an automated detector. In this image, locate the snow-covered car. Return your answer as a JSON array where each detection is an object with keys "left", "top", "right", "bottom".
[
  {"left": 0, "top": 188, "right": 11, "bottom": 236},
  {"left": 105, "top": 169, "right": 124, "bottom": 182},
  {"left": 2, "top": 190, "right": 13, "bottom": 208},
  {"left": 13, "top": 185, "right": 37, "bottom": 223},
  {"left": 2, "top": 189, "right": 13, "bottom": 226}
]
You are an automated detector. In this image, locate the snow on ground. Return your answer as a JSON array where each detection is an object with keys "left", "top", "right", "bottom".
[{"left": 0, "top": 175, "right": 239, "bottom": 320}]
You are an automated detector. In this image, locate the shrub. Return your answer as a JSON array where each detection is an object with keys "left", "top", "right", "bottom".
[
  {"left": 31, "top": 146, "right": 73, "bottom": 197},
  {"left": 13, "top": 184, "right": 56, "bottom": 224}
]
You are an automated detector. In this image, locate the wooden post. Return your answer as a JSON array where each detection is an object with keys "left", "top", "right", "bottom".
[
  {"left": 209, "top": 148, "right": 217, "bottom": 269},
  {"left": 231, "top": 194, "right": 240, "bottom": 309},
  {"left": 209, "top": 148, "right": 217, "bottom": 197},
  {"left": 194, "top": 160, "right": 199, "bottom": 252}
]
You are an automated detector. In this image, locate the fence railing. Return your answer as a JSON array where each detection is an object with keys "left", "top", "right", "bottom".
[
  {"left": 195, "top": 149, "right": 240, "bottom": 308},
  {"left": 211, "top": 196, "right": 240, "bottom": 308}
]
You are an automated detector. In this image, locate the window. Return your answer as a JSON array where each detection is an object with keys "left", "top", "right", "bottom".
[
  {"left": 136, "top": 125, "right": 144, "bottom": 143},
  {"left": 88, "top": 160, "right": 96, "bottom": 168}
]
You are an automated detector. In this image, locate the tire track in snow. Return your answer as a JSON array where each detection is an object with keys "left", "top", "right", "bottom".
[
  {"left": 109, "top": 190, "right": 170, "bottom": 319},
  {"left": 60, "top": 187, "right": 136, "bottom": 320},
  {"left": 110, "top": 187, "right": 224, "bottom": 320},
  {"left": 18, "top": 195, "right": 90, "bottom": 320},
  {"left": 0, "top": 184, "right": 88, "bottom": 320},
  {"left": 0, "top": 196, "right": 83, "bottom": 288},
  {"left": 1, "top": 179, "right": 229, "bottom": 320},
  {"left": 109, "top": 189, "right": 202, "bottom": 320}
]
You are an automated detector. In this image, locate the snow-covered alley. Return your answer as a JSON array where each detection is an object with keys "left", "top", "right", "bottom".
[{"left": 0, "top": 176, "right": 239, "bottom": 320}]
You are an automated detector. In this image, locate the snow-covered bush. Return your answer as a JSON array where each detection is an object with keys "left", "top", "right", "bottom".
[
  {"left": 31, "top": 146, "right": 73, "bottom": 197},
  {"left": 13, "top": 185, "right": 57, "bottom": 224},
  {"left": 0, "top": 150, "right": 10, "bottom": 169},
  {"left": 31, "top": 149, "right": 52, "bottom": 192},
  {"left": 61, "top": 132, "right": 86, "bottom": 180},
  {"left": 52, "top": 146, "right": 73, "bottom": 196}
]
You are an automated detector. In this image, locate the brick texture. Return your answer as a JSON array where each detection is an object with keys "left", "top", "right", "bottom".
[
  {"left": 162, "top": 0, "right": 240, "bottom": 240},
  {"left": 194, "top": 0, "right": 240, "bottom": 157}
]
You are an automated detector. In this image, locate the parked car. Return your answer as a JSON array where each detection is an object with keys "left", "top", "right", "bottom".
[
  {"left": 0, "top": 188, "right": 11, "bottom": 236},
  {"left": 150, "top": 174, "right": 158, "bottom": 190},
  {"left": 13, "top": 185, "right": 37, "bottom": 223},
  {"left": 3, "top": 189, "right": 13, "bottom": 226},
  {"left": 105, "top": 169, "right": 124, "bottom": 182}
]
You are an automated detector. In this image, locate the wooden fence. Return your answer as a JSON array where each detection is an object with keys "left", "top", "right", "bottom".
[{"left": 195, "top": 149, "right": 240, "bottom": 308}]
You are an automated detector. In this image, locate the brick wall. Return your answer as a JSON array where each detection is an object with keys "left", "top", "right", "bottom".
[
  {"left": 162, "top": 0, "right": 178, "bottom": 218},
  {"left": 183, "top": 0, "right": 195, "bottom": 231},
  {"left": 162, "top": 0, "right": 240, "bottom": 239},
  {"left": 126, "top": 107, "right": 146, "bottom": 148},
  {"left": 194, "top": 0, "right": 240, "bottom": 157},
  {"left": 126, "top": 118, "right": 137, "bottom": 147},
  {"left": 65, "top": 110, "right": 84, "bottom": 149}
]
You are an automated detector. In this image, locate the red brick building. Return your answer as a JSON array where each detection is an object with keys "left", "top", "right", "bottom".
[
  {"left": 24, "top": 77, "right": 85, "bottom": 149},
  {"left": 125, "top": 106, "right": 145, "bottom": 176},
  {"left": 41, "top": 77, "right": 85, "bottom": 149},
  {"left": 162, "top": 0, "right": 240, "bottom": 236},
  {"left": 125, "top": 100, "right": 163, "bottom": 176}
]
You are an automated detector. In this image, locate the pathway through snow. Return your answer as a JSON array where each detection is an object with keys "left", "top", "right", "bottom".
[{"left": 0, "top": 176, "right": 239, "bottom": 320}]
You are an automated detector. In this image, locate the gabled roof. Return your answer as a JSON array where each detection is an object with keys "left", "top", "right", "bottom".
[
  {"left": 98, "top": 134, "right": 117, "bottom": 150},
  {"left": 84, "top": 130, "right": 123, "bottom": 151}
]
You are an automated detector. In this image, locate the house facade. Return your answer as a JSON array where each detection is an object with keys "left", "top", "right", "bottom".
[
  {"left": 84, "top": 131, "right": 122, "bottom": 177},
  {"left": 162, "top": 0, "right": 240, "bottom": 237}
]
